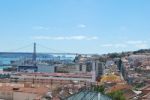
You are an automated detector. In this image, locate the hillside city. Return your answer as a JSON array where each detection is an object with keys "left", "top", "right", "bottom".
[
  {"left": 1, "top": 0, "right": 150, "bottom": 100},
  {"left": 0, "top": 45, "right": 150, "bottom": 100}
]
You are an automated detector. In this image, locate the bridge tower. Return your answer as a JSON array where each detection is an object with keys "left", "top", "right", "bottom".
[{"left": 33, "top": 42, "right": 36, "bottom": 66}]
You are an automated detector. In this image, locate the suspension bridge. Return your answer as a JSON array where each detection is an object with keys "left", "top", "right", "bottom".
[
  {"left": 0, "top": 43, "right": 95, "bottom": 55},
  {"left": 0, "top": 43, "right": 97, "bottom": 66}
]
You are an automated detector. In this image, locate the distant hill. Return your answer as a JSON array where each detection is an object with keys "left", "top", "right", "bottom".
[
  {"left": 133, "top": 49, "right": 150, "bottom": 54},
  {"left": 107, "top": 49, "right": 150, "bottom": 58}
]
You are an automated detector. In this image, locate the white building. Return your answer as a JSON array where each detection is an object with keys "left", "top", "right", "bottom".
[
  {"left": 92, "top": 60, "right": 105, "bottom": 82},
  {"left": 37, "top": 64, "right": 55, "bottom": 73}
]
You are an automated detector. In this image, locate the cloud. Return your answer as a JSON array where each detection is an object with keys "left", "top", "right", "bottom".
[
  {"left": 32, "top": 26, "right": 49, "bottom": 30},
  {"left": 115, "top": 44, "right": 127, "bottom": 48},
  {"left": 101, "top": 43, "right": 127, "bottom": 48},
  {"left": 135, "top": 43, "right": 148, "bottom": 49},
  {"left": 77, "top": 24, "right": 86, "bottom": 28},
  {"left": 126, "top": 40, "right": 147, "bottom": 44},
  {"left": 101, "top": 40, "right": 149, "bottom": 49},
  {"left": 101, "top": 44, "right": 113, "bottom": 47},
  {"left": 126, "top": 40, "right": 148, "bottom": 49},
  {"left": 32, "top": 35, "right": 99, "bottom": 40}
]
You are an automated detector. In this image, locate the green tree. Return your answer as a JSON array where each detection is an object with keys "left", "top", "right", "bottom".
[
  {"left": 108, "top": 53, "right": 121, "bottom": 58},
  {"left": 107, "top": 90, "right": 125, "bottom": 100},
  {"left": 93, "top": 85, "right": 105, "bottom": 94}
]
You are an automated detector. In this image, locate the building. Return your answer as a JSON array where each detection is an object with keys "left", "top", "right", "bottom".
[
  {"left": 17, "top": 65, "right": 38, "bottom": 73},
  {"left": 105, "top": 60, "right": 115, "bottom": 67},
  {"left": 37, "top": 64, "right": 55, "bottom": 73},
  {"left": 78, "top": 63, "right": 88, "bottom": 73},
  {"left": 56, "top": 64, "right": 80, "bottom": 73},
  {"left": 17, "top": 64, "right": 55, "bottom": 73},
  {"left": 92, "top": 60, "right": 105, "bottom": 78},
  {"left": 10, "top": 72, "right": 93, "bottom": 83},
  {"left": 0, "top": 83, "right": 49, "bottom": 100},
  {"left": 63, "top": 90, "right": 112, "bottom": 100}
]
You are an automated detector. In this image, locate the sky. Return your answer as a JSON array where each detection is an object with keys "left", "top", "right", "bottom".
[{"left": 0, "top": 0, "right": 150, "bottom": 54}]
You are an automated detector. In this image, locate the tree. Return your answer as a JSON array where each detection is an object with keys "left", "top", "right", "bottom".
[
  {"left": 108, "top": 53, "right": 121, "bottom": 58},
  {"left": 107, "top": 90, "right": 125, "bottom": 100},
  {"left": 93, "top": 85, "right": 105, "bottom": 94}
]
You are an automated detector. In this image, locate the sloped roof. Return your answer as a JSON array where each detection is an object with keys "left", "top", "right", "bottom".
[
  {"left": 109, "top": 84, "right": 131, "bottom": 92},
  {"left": 63, "top": 90, "right": 112, "bottom": 100}
]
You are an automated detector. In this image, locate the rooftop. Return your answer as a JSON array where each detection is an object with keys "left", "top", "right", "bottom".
[
  {"left": 0, "top": 83, "right": 49, "bottom": 95},
  {"left": 63, "top": 90, "right": 112, "bottom": 100}
]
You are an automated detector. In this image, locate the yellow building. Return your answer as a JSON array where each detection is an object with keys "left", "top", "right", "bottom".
[{"left": 101, "top": 74, "right": 122, "bottom": 83}]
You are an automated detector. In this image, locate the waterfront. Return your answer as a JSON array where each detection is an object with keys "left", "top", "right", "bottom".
[
  {"left": 0, "top": 66, "right": 11, "bottom": 71},
  {"left": 0, "top": 53, "right": 76, "bottom": 72}
]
